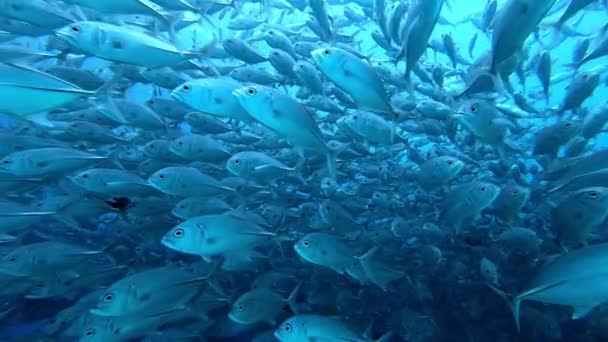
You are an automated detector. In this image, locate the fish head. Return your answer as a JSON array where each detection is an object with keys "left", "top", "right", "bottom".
[
  {"left": 233, "top": 85, "right": 272, "bottom": 122},
  {"left": 71, "top": 169, "right": 99, "bottom": 190},
  {"left": 168, "top": 137, "right": 188, "bottom": 157},
  {"left": 469, "top": 182, "right": 501, "bottom": 208},
  {"left": 225, "top": 153, "right": 249, "bottom": 177},
  {"left": 500, "top": 184, "right": 531, "bottom": 204},
  {"left": 555, "top": 120, "right": 580, "bottom": 138},
  {"left": 140, "top": 140, "right": 163, "bottom": 157},
  {"left": 171, "top": 80, "right": 202, "bottom": 106},
  {"left": 293, "top": 234, "right": 316, "bottom": 261},
  {"left": 90, "top": 288, "right": 133, "bottom": 317},
  {"left": 171, "top": 199, "right": 192, "bottom": 219},
  {"left": 275, "top": 316, "right": 304, "bottom": 342},
  {"left": 581, "top": 72, "right": 600, "bottom": 87},
  {"left": 161, "top": 220, "right": 205, "bottom": 254},
  {"left": 436, "top": 156, "right": 465, "bottom": 179},
  {"left": 55, "top": 21, "right": 97, "bottom": 48},
  {"left": 311, "top": 47, "right": 341, "bottom": 73},
  {"left": 228, "top": 294, "right": 258, "bottom": 324},
  {"left": 147, "top": 167, "right": 177, "bottom": 194},
  {"left": 572, "top": 187, "right": 608, "bottom": 208}
]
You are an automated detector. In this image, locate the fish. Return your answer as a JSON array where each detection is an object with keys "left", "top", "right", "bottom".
[
  {"left": 312, "top": 47, "right": 392, "bottom": 113},
  {"left": 0, "top": 0, "right": 605, "bottom": 339},
  {"left": 490, "top": 0, "right": 557, "bottom": 71},
  {"left": 490, "top": 242, "right": 608, "bottom": 331}
]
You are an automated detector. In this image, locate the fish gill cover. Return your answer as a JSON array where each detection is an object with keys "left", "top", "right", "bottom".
[{"left": 0, "top": 0, "right": 607, "bottom": 341}]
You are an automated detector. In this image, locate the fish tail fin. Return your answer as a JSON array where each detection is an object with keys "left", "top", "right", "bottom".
[
  {"left": 487, "top": 283, "right": 521, "bottom": 332},
  {"left": 374, "top": 331, "right": 394, "bottom": 342},
  {"left": 362, "top": 320, "right": 393, "bottom": 342},
  {"left": 286, "top": 281, "right": 306, "bottom": 314}
]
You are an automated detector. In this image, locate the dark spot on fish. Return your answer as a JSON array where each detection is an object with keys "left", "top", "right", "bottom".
[
  {"left": 105, "top": 197, "right": 131, "bottom": 211},
  {"left": 206, "top": 237, "right": 216, "bottom": 244},
  {"left": 36, "top": 161, "right": 48, "bottom": 168},
  {"left": 139, "top": 293, "right": 151, "bottom": 302},
  {"left": 111, "top": 40, "right": 123, "bottom": 49},
  {"left": 519, "top": 3, "right": 528, "bottom": 14},
  {"left": 574, "top": 211, "right": 583, "bottom": 220},
  {"left": 213, "top": 97, "right": 223, "bottom": 104},
  {"left": 10, "top": 3, "right": 21, "bottom": 10},
  {"left": 321, "top": 250, "right": 327, "bottom": 256}
]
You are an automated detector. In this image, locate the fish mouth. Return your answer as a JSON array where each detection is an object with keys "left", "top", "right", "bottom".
[
  {"left": 227, "top": 312, "right": 246, "bottom": 324},
  {"left": 232, "top": 88, "right": 248, "bottom": 98},
  {"left": 169, "top": 90, "right": 182, "bottom": 101},
  {"left": 89, "top": 308, "right": 111, "bottom": 317},
  {"left": 54, "top": 30, "right": 73, "bottom": 40}
]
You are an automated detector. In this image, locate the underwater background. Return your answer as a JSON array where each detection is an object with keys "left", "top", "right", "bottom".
[{"left": 0, "top": 0, "right": 607, "bottom": 341}]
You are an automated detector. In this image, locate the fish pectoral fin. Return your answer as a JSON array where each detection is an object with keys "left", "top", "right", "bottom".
[
  {"left": 572, "top": 305, "right": 595, "bottom": 319},
  {"left": 308, "top": 337, "right": 359, "bottom": 342},
  {"left": 518, "top": 279, "right": 570, "bottom": 299},
  {"left": 254, "top": 164, "right": 291, "bottom": 171}
]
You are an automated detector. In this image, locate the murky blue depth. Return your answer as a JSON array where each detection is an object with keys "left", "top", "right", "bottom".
[{"left": 0, "top": 0, "right": 607, "bottom": 341}]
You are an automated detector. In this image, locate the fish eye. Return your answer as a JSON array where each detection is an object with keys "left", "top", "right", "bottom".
[
  {"left": 268, "top": 30, "right": 274, "bottom": 35},
  {"left": 480, "top": 187, "right": 486, "bottom": 191},
  {"left": 104, "top": 294, "right": 113, "bottom": 302},
  {"left": 247, "top": 88, "right": 256, "bottom": 95},
  {"left": 158, "top": 174, "right": 165, "bottom": 179},
  {"left": 234, "top": 159, "right": 240, "bottom": 164},
  {"left": 71, "top": 25, "right": 80, "bottom": 32},
  {"left": 283, "top": 323, "right": 292, "bottom": 332},
  {"left": 113, "top": 328, "right": 120, "bottom": 334},
  {"left": 303, "top": 240, "right": 310, "bottom": 247},
  {"left": 470, "top": 106, "right": 477, "bottom": 112},
  {"left": 180, "top": 205, "right": 185, "bottom": 208},
  {"left": 82, "top": 174, "right": 88, "bottom": 178},
  {"left": 35, "top": 283, "right": 43, "bottom": 288},
  {"left": 182, "top": 84, "right": 191, "bottom": 92},
  {"left": 565, "top": 122, "right": 571, "bottom": 127},
  {"left": 353, "top": 115, "right": 358, "bottom": 120},
  {"left": 237, "top": 304, "right": 244, "bottom": 311},
  {"left": 3, "top": 160, "right": 10, "bottom": 164},
  {"left": 174, "top": 229, "right": 184, "bottom": 237},
  {"left": 323, "top": 49, "right": 330, "bottom": 55},
  {"left": 85, "top": 329, "right": 94, "bottom": 336},
  {"left": 512, "top": 191, "right": 518, "bottom": 195},
  {"left": 8, "top": 257, "right": 15, "bottom": 262},
  {"left": 590, "top": 191, "right": 598, "bottom": 198},
  {"left": 178, "top": 141, "right": 183, "bottom": 145},
  {"left": 447, "top": 161, "right": 453, "bottom": 165}
]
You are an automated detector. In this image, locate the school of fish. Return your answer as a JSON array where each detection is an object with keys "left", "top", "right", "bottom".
[{"left": 0, "top": 0, "right": 607, "bottom": 341}]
